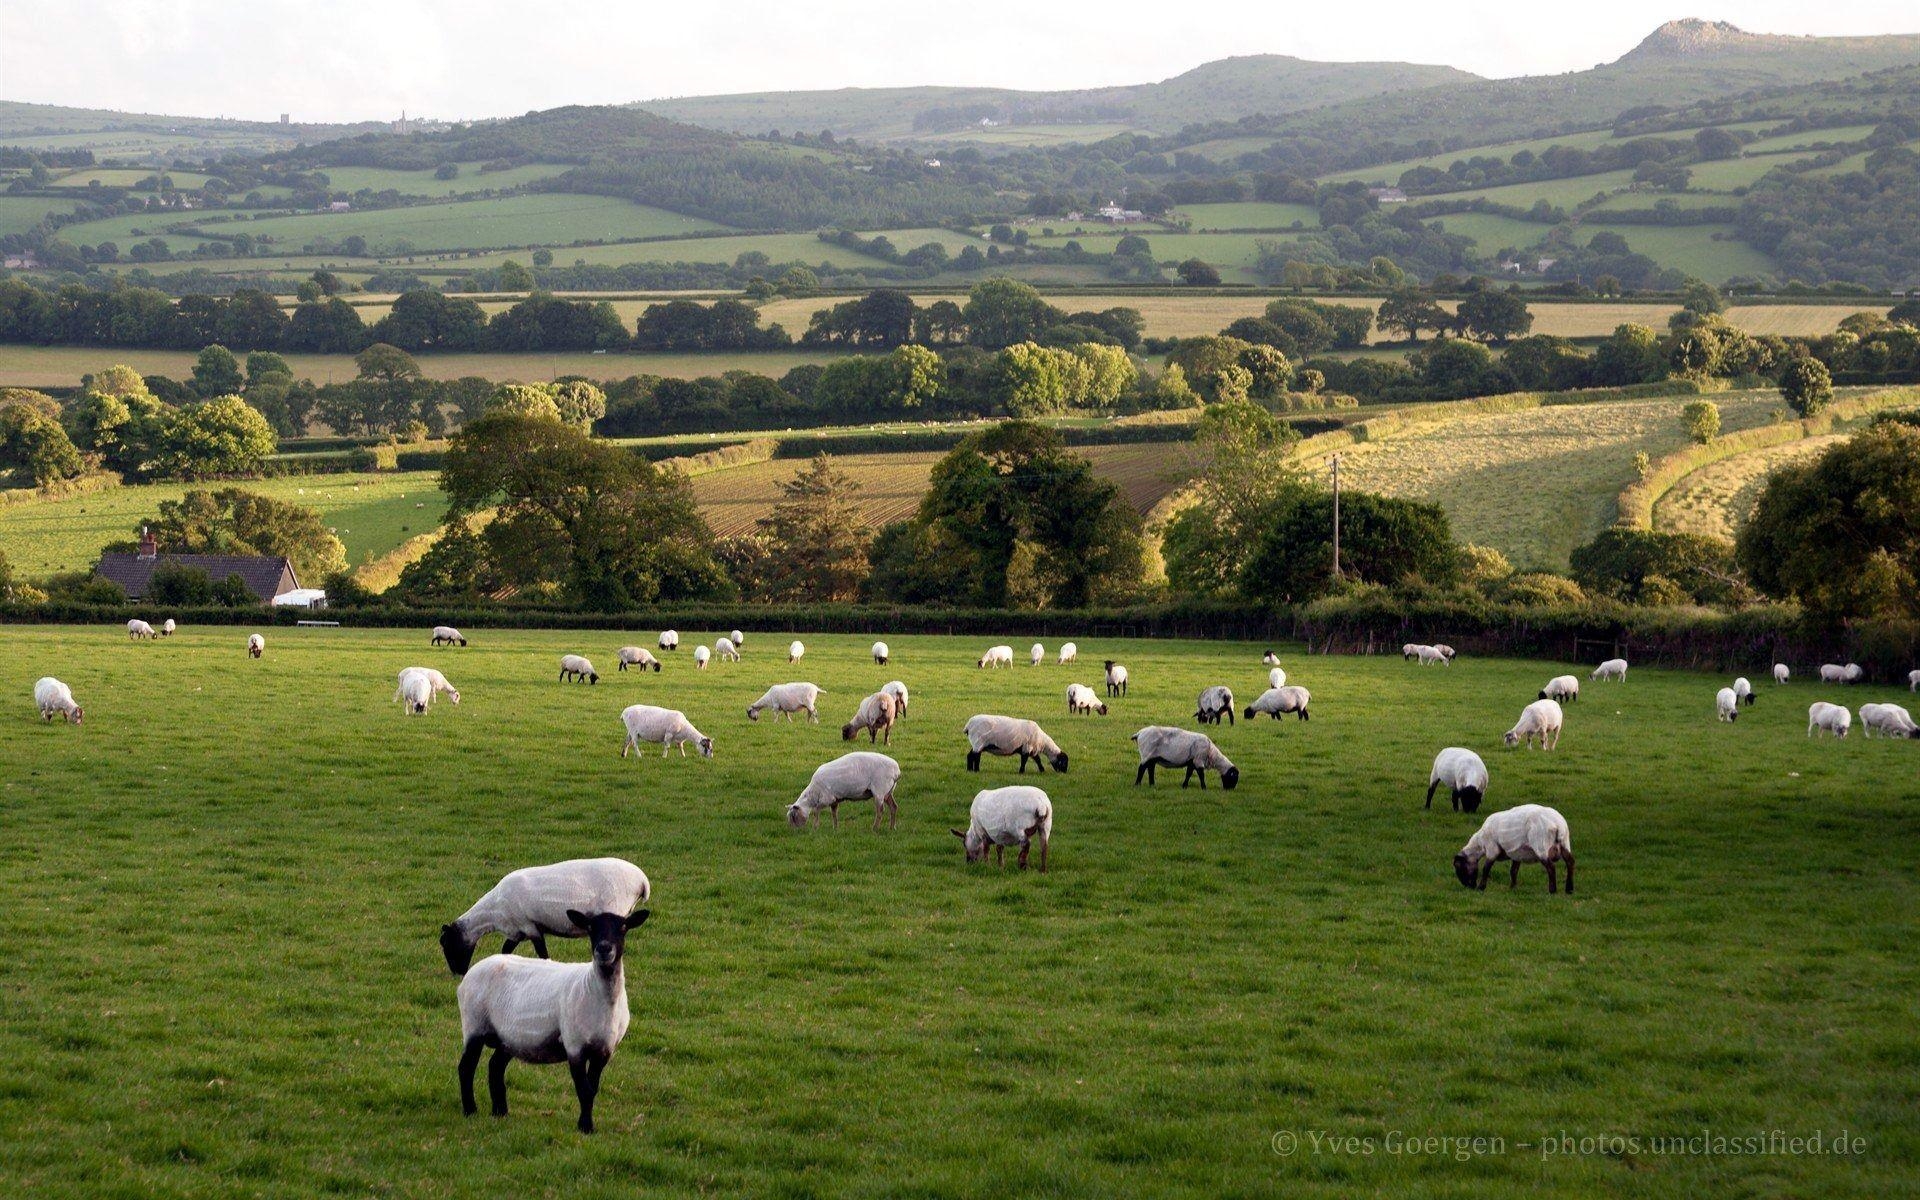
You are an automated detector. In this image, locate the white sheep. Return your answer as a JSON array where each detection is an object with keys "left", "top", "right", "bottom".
[
  {"left": 716, "top": 637, "right": 740, "bottom": 663},
  {"left": 1733, "top": 677, "right": 1754, "bottom": 707},
  {"left": 747, "top": 682, "right": 823, "bottom": 723},
  {"left": 1262, "top": 650, "right": 1281, "bottom": 666},
  {"left": 1065, "top": 683, "right": 1108, "bottom": 716},
  {"left": 1268, "top": 667, "right": 1287, "bottom": 689},
  {"left": 1104, "top": 660, "right": 1128, "bottom": 697},
  {"left": 456, "top": 907, "right": 649, "bottom": 1134},
  {"left": 871, "top": 641, "right": 890, "bottom": 665},
  {"left": 1195, "top": 685, "right": 1235, "bottom": 726},
  {"left": 788, "top": 639, "right": 805, "bottom": 664},
  {"left": 964, "top": 714, "right": 1067, "bottom": 774},
  {"left": 431, "top": 625, "right": 467, "bottom": 647},
  {"left": 398, "top": 671, "right": 434, "bottom": 715},
  {"left": 882, "top": 680, "right": 909, "bottom": 717},
  {"left": 1910, "top": 668, "right": 1920, "bottom": 693},
  {"left": 1058, "top": 642, "right": 1077, "bottom": 664},
  {"left": 1030, "top": 643, "right": 1045, "bottom": 666},
  {"left": 1425, "top": 747, "right": 1487, "bottom": 813},
  {"left": 1402, "top": 643, "right": 1427, "bottom": 660},
  {"left": 617, "top": 646, "right": 661, "bottom": 673},
  {"left": 1775, "top": 663, "right": 1791, "bottom": 684},
  {"left": 1244, "top": 685, "right": 1310, "bottom": 721},
  {"left": 978, "top": 645, "right": 1014, "bottom": 669},
  {"left": 620, "top": 704, "right": 714, "bottom": 757},
  {"left": 730, "top": 629, "right": 744, "bottom": 647},
  {"left": 396, "top": 666, "right": 461, "bottom": 707},
  {"left": 1539, "top": 675, "right": 1580, "bottom": 704},
  {"left": 439, "top": 857, "right": 651, "bottom": 974},
  {"left": 1504, "top": 698, "right": 1562, "bottom": 750},
  {"left": 1433, "top": 644, "right": 1457, "bottom": 661},
  {"left": 1454, "top": 804, "right": 1574, "bottom": 894},
  {"left": 1715, "top": 686, "right": 1739, "bottom": 723},
  {"left": 1416, "top": 646, "right": 1449, "bottom": 667},
  {"left": 788, "top": 751, "right": 900, "bottom": 830},
  {"left": 841, "top": 690, "right": 899, "bottom": 745},
  {"left": 1807, "top": 701, "right": 1851, "bottom": 738},
  {"left": 658, "top": 629, "right": 680, "bottom": 651},
  {"left": 127, "top": 618, "right": 156, "bottom": 640},
  {"left": 951, "top": 785, "right": 1052, "bottom": 871},
  {"left": 1131, "top": 725, "right": 1238, "bottom": 790},
  {"left": 1845, "top": 663, "right": 1864, "bottom": 683},
  {"left": 1860, "top": 702, "right": 1919, "bottom": 738},
  {"left": 693, "top": 645, "right": 711, "bottom": 670},
  {"left": 161, "top": 618, "right": 176, "bottom": 637},
  {"left": 1591, "top": 658, "right": 1627, "bottom": 682},
  {"left": 247, "top": 633, "right": 265, "bottom": 659},
  {"left": 33, "top": 677, "right": 82, "bottom": 725},
  {"left": 559, "top": 654, "right": 599, "bottom": 684}
]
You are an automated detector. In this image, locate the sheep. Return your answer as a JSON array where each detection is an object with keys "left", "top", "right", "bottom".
[
  {"left": 455, "top": 907, "right": 649, "bottom": 1134},
  {"left": 1591, "top": 658, "right": 1627, "bottom": 682},
  {"left": 1065, "top": 683, "right": 1108, "bottom": 716},
  {"left": 1859, "top": 702, "right": 1919, "bottom": 739},
  {"left": 1716, "top": 686, "right": 1740, "bottom": 723},
  {"left": 1820, "top": 662, "right": 1864, "bottom": 683},
  {"left": 1504, "top": 698, "right": 1562, "bottom": 750},
  {"left": 33, "top": 677, "right": 82, "bottom": 725},
  {"left": 1104, "top": 660, "right": 1128, "bottom": 697},
  {"left": 161, "top": 618, "right": 176, "bottom": 637},
  {"left": 872, "top": 641, "right": 890, "bottom": 665},
  {"left": 978, "top": 644, "right": 1014, "bottom": 669},
  {"left": 788, "top": 751, "right": 900, "bottom": 830},
  {"left": 1131, "top": 725, "right": 1238, "bottom": 790},
  {"left": 431, "top": 626, "right": 467, "bottom": 647},
  {"left": 951, "top": 785, "right": 1052, "bottom": 871},
  {"left": 716, "top": 637, "right": 740, "bottom": 663},
  {"left": 398, "top": 671, "right": 434, "bottom": 715},
  {"left": 747, "top": 682, "right": 824, "bottom": 723},
  {"left": 620, "top": 704, "right": 714, "bottom": 758},
  {"left": 1262, "top": 650, "right": 1281, "bottom": 666},
  {"left": 693, "top": 645, "right": 711, "bottom": 671},
  {"left": 1775, "top": 663, "right": 1791, "bottom": 684},
  {"left": 1808, "top": 701, "right": 1852, "bottom": 738},
  {"left": 788, "top": 640, "right": 805, "bottom": 664},
  {"left": 1539, "top": 675, "right": 1580, "bottom": 704},
  {"left": 658, "top": 630, "right": 680, "bottom": 651},
  {"left": 247, "top": 633, "right": 265, "bottom": 659},
  {"left": 617, "top": 646, "right": 661, "bottom": 673},
  {"left": 1416, "top": 646, "right": 1449, "bottom": 667},
  {"left": 730, "top": 629, "right": 744, "bottom": 647},
  {"left": 964, "top": 714, "right": 1068, "bottom": 774},
  {"left": 1058, "top": 642, "right": 1078, "bottom": 664},
  {"left": 1402, "top": 643, "right": 1427, "bottom": 661},
  {"left": 882, "top": 680, "right": 909, "bottom": 717},
  {"left": 1268, "top": 667, "right": 1287, "bottom": 689},
  {"left": 1425, "top": 747, "right": 1487, "bottom": 814},
  {"left": 127, "top": 619, "right": 157, "bottom": 640},
  {"left": 1911, "top": 668, "right": 1920, "bottom": 693},
  {"left": 559, "top": 654, "right": 600, "bottom": 684},
  {"left": 1433, "top": 644, "right": 1457, "bottom": 661},
  {"left": 439, "top": 857, "right": 651, "bottom": 975},
  {"left": 1845, "top": 663, "right": 1864, "bottom": 683},
  {"left": 1030, "top": 643, "right": 1045, "bottom": 667},
  {"left": 1733, "top": 677, "right": 1755, "bottom": 707},
  {"left": 1244, "top": 685, "right": 1310, "bottom": 721},
  {"left": 841, "top": 690, "right": 899, "bottom": 745},
  {"left": 396, "top": 666, "right": 461, "bottom": 707},
  {"left": 1195, "top": 685, "right": 1236, "bottom": 726},
  {"left": 1453, "top": 804, "right": 1574, "bottom": 894}
]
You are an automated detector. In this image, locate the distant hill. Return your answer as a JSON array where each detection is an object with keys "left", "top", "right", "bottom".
[
  {"left": 639, "top": 54, "right": 1479, "bottom": 141},
  {"left": 0, "top": 100, "right": 382, "bottom": 161}
]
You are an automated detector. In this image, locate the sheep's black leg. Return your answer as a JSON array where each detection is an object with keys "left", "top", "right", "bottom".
[
  {"left": 458, "top": 1036, "right": 484, "bottom": 1116},
  {"left": 1424, "top": 780, "right": 1439, "bottom": 810},
  {"left": 1017, "top": 751, "right": 1028, "bottom": 774},
  {"left": 966, "top": 750, "right": 981, "bottom": 772},
  {"left": 1226, "top": 709, "right": 1234, "bottom": 726},
  {"left": 488, "top": 1047, "right": 511, "bottom": 1116},
  {"left": 1135, "top": 761, "right": 1149, "bottom": 785},
  {"left": 1017, "top": 841, "right": 1030, "bottom": 870},
  {"left": 1510, "top": 862, "right": 1521, "bottom": 889},
  {"left": 1476, "top": 862, "right": 1492, "bottom": 891},
  {"left": 1545, "top": 862, "right": 1559, "bottom": 895},
  {"left": 500, "top": 936, "right": 521, "bottom": 955},
  {"left": 530, "top": 934, "right": 549, "bottom": 959},
  {"left": 1034, "top": 753, "right": 1046, "bottom": 773},
  {"left": 569, "top": 1055, "right": 599, "bottom": 1134},
  {"left": 1562, "top": 853, "right": 1575, "bottom": 894}
]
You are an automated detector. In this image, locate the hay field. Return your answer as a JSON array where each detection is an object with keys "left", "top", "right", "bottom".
[{"left": 1653, "top": 434, "right": 1844, "bottom": 542}]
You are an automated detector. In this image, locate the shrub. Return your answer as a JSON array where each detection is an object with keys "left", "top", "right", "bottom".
[
  {"left": 148, "top": 564, "right": 214, "bottom": 605},
  {"left": 1682, "top": 400, "right": 1720, "bottom": 444},
  {"left": 1780, "top": 358, "right": 1833, "bottom": 417},
  {"left": 1495, "top": 572, "right": 1588, "bottom": 606}
]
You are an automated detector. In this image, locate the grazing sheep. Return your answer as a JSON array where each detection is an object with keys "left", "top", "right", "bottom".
[
  {"left": 33, "top": 677, "right": 82, "bottom": 725},
  {"left": 978, "top": 645, "right": 1014, "bottom": 669},
  {"left": 1065, "top": 683, "right": 1107, "bottom": 716},
  {"left": 1845, "top": 663, "right": 1864, "bottom": 683},
  {"left": 730, "top": 629, "right": 744, "bottom": 647},
  {"left": 882, "top": 681, "right": 909, "bottom": 717},
  {"left": 1775, "top": 663, "right": 1791, "bottom": 684},
  {"left": 658, "top": 630, "right": 680, "bottom": 652},
  {"left": 1807, "top": 701, "right": 1851, "bottom": 738},
  {"left": 456, "top": 907, "right": 649, "bottom": 1134},
  {"left": 1860, "top": 702, "right": 1919, "bottom": 739},
  {"left": 1244, "top": 685, "right": 1310, "bottom": 721},
  {"left": 788, "top": 751, "right": 900, "bottom": 830},
  {"left": 1425, "top": 747, "right": 1487, "bottom": 813},
  {"left": 1268, "top": 667, "right": 1287, "bottom": 689},
  {"left": 1433, "top": 644, "right": 1457, "bottom": 661},
  {"left": 398, "top": 671, "right": 434, "bottom": 715},
  {"left": 1402, "top": 643, "right": 1427, "bottom": 661},
  {"left": 788, "top": 640, "right": 805, "bottom": 664},
  {"left": 1716, "top": 687, "right": 1740, "bottom": 723},
  {"left": 1030, "top": 643, "right": 1045, "bottom": 667},
  {"left": 620, "top": 704, "right": 714, "bottom": 758},
  {"left": 127, "top": 619, "right": 157, "bottom": 640},
  {"left": 161, "top": 618, "right": 176, "bottom": 637},
  {"left": 964, "top": 715, "right": 1068, "bottom": 774},
  {"left": 559, "top": 654, "right": 600, "bottom": 684},
  {"left": 952, "top": 785, "right": 1052, "bottom": 871},
  {"left": 1504, "top": 699, "right": 1563, "bottom": 750},
  {"left": 693, "top": 645, "right": 711, "bottom": 670},
  {"left": 1131, "top": 725, "right": 1238, "bottom": 790},
  {"left": 871, "top": 641, "right": 890, "bottom": 665},
  {"left": 1819, "top": 663, "right": 1845, "bottom": 683},
  {"left": 747, "top": 682, "right": 824, "bottom": 723},
  {"left": 1591, "top": 658, "right": 1627, "bottom": 682},
  {"left": 1262, "top": 650, "right": 1281, "bottom": 666},
  {"left": 247, "top": 633, "right": 265, "bottom": 659},
  {"left": 1910, "top": 669, "right": 1920, "bottom": 693},
  {"left": 841, "top": 690, "right": 899, "bottom": 745},
  {"left": 1416, "top": 646, "right": 1449, "bottom": 667},
  {"left": 617, "top": 646, "right": 661, "bottom": 673},
  {"left": 1453, "top": 804, "right": 1574, "bottom": 894},
  {"left": 1195, "top": 685, "right": 1236, "bottom": 726},
  {"left": 1539, "top": 675, "right": 1580, "bottom": 704},
  {"left": 396, "top": 666, "right": 461, "bottom": 707},
  {"left": 1104, "top": 660, "right": 1129, "bottom": 697},
  {"left": 1733, "top": 677, "right": 1755, "bottom": 707},
  {"left": 716, "top": 637, "right": 740, "bottom": 663},
  {"left": 439, "top": 858, "right": 651, "bottom": 975},
  {"left": 1058, "top": 642, "right": 1078, "bottom": 664},
  {"left": 431, "top": 626, "right": 467, "bottom": 647}
]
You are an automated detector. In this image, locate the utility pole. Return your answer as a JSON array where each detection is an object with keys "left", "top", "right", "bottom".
[{"left": 1331, "top": 452, "right": 1342, "bottom": 580}]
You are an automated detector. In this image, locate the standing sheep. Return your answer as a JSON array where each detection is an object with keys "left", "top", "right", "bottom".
[
  {"left": 161, "top": 618, "right": 177, "bottom": 637},
  {"left": 1591, "top": 659, "right": 1627, "bottom": 682},
  {"left": 977, "top": 645, "right": 1014, "bottom": 669},
  {"left": 882, "top": 681, "right": 909, "bottom": 718},
  {"left": 1416, "top": 646, "right": 1450, "bottom": 667},
  {"left": 617, "top": 646, "right": 661, "bottom": 673},
  {"left": 788, "top": 751, "right": 900, "bottom": 830},
  {"left": 1425, "top": 747, "right": 1488, "bottom": 813},
  {"left": 1845, "top": 663, "right": 1864, "bottom": 683},
  {"left": 439, "top": 858, "right": 651, "bottom": 975},
  {"left": 1262, "top": 650, "right": 1281, "bottom": 666},
  {"left": 1733, "top": 677, "right": 1755, "bottom": 707},
  {"left": 247, "top": 633, "right": 265, "bottom": 659},
  {"left": 1029, "top": 643, "right": 1045, "bottom": 667},
  {"left": 658, "top": 630, "right": 680, "bottom": 652},
  {"left": 398, "top": 672, "right": 434, "bottom": 715},
  {"left": 730, "top": 629, "right": 745, "bottom": 647},
  {"left": 1453, "top": 804, "right": 1574, "bottom": 894},
  {"left": 127, "top": 619, "right": 157, "bottom": 640},
  {"left": 693, "top": 645, "right": 711, "bottom": 671},
  {"left": 1065, "top": 683, "right": 1108, "bottom": 716},
  {"left": 1402, "top": 643, "right": 1427, "bottom": 661},
  {"left": 1058, "top": 642, "right": 1078, "bottom": 664},
  {"left": 1504, "top": 699, "right": 1563, "bottom": 750},
  {"left": 33, "top": 677, "right": 83, "bottom": 725},
  {"left": 1910, "top": 669, "right": 1920, "bottom": 693},
  {"left": 1715, "top": 687, "right": 1740, "bottom": 723},
  {"left": 841, "top": 691, "right": 899, "bottom": 745},
  {"left": 559, "top": 655, "right": 599, "bottom": 684},
  {"left": 1195, "top": 685, "right": 1236, "bottom": 726},
  {"left": 396, "top": 666, "right": 461, "bottom": 707},
  {"left": 620, "top": 704, "right": 714, "bottom": 757},
  {"left": 788, "top": 640, "right": 805, "bottom": 664},
  {"left": 871, "top": 641, "right": 890, "bottom": 665},
  {"left": 1808, "top": 702, "right": 1852, "bottom": 738},
  {"left": 1131, "top": 725, "right": 1238, "bottom": 790},
  {"left": 1244, "top": 685, "right": 1310, "bottom": 721},
  {"left": 716, "top": 637, "right": 740, "bottom": 663},
  {"left": 1860, "top": 703, "right": 1919, "bottom": 738},
  {"left": 431, "top": 626, "right": 467, "bottom": 647},
  {"left": 1774, "top": 663, "right": 1791, "bottom": 684},
  {"left": 1539, "top": 675, "right": 1580, "bottom": 704},
  {"left": 963, "top": 715, "right": 1068, "bottom": 774},
  {"left": 1433, "top": 645, "right": 1457, "bottom": 661},
  {"left": 747, "top": 682, "right": 824, "bottom": 723},
  {"left": 1267, "top": 667, "right": 1287, "bottom": 689},
  {"left": 1104, "top": 661, "right": 1128, "bottom": 697},
  {"left": 952, "top": 785, "right": 1052, "bottom": 871}
]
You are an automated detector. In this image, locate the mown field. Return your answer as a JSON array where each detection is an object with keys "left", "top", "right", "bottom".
[
  {"left": 2, "top": 626, "right": 1914, "bottom": 1198},
  {"left": 1653, "top": 433, "right": 1845, "bottom": 542}
]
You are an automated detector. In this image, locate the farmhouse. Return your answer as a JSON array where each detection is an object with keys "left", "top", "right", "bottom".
[
  {"left": 1368, "top": 187, "right": 1408, "bottom": 203},
  {"left": 94, "top": 529, "right": 300, "bottom": 605},
  {"left": 1096, "top": 203, "right": 1147, "bottom": 222}
]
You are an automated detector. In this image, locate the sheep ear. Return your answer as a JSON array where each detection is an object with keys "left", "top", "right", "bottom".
[
  {"left": 625, "top": 909, "right": 650, "bottom": 929},
  {"left": 566, "top": 909, "right": 590, "bottom": 931},
  {"left": 950, "top": 828, "right": 966, "bottom": 839}
]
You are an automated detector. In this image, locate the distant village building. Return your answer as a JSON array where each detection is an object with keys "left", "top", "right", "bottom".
[
  {"left": 95, "top": 529, "right": 300, "bottom": 605},
  {"left": 327, "top": 201, "right": 352, "bottom": 212},
  {"left": 279, "top": 113, "right": 290, "bottom": 125},
  {"left": 1367, "top": 187, "right": 1408, "bottom": 204},
  {"left": 924, "top": 158, "right": 941, "bottom": 168},
  {"left": 978, "top": 117, "right": 1000, "bottom": 128},
  {"left": 392, "top": 110, "right": 412, "bottom": 135},
  {"left": 1096, "top": 204, "right": 1146, "bottom": 223}
]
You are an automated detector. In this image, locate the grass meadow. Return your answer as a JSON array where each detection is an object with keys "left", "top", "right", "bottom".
[
  {"left": 0, "top": 625, "right": 1915, "bottom": 1197},
  {"left": 1653, "top": 434, "right": 1846, "bottom": 542}
]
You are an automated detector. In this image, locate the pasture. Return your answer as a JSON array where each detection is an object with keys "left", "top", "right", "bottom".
[{"left": 2, "top": 625, "right": 1915, "bottom": 1198}]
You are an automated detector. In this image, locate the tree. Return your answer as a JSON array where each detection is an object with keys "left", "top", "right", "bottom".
[
  {"left": 496, "top": 260, "right": 534, "bottom": 291},
  {"left": 752, "top": 455, "right": 871, "bottom": 601},
  {"left": 147, "top": 564, "right": 214, "bottom": 606},
  {"left": 1176, "top": 258, "right": 1221, "bottom": 286},
  {"left": 962, "top": 279, "right": 1062, "bottom": 348},
  {"left": 1240, "top": 490, "right": 1459, "bottom": 603},
  {"left": 1693, "top": 126, "right": 1742, "bottom": 162},
  {"left": 1375, "top": 288, "right": 1447, "bottom": 342},
  {"left": 1411, "top": 338, "right": 1504, "bottom": 399},
  {"left": 1593, "top": 323, "right": 1665, "bottom": 386},
  {"left": 532, "top": 248, "right": 554, "bottom": 268},
  {"left": 283, "top": 298, "right": 368, "bottom": 353},
  {"left": 130, "top": 487, "right": 347, "bottom": 581},
  {"left": 549, "top": 380, "right": 607, "bottom": 429},
  {"left": 1780, "top": 357, "right": 1833, "bottom": 417},
  {"left": 190, "top": 345, "right": 244, "bottom": 398},
  {"left": 211, "top": 573, "right": 255, "bottom": 607},
  {"left": 1162, "top": 402, "right": 1305, "bottom": 595},
  {"left": 355, "top": 342, "right": 422, "bottom": 384},
  {"left": 486, "top": 383, "right": 564, "bottom": 423},
  {"left": 1683, "top": 400, "right": 1720, "bottom": 444},
  {"left": 1678, "top": 277, "right": 1728, "bottom": 320},
  {"left": 149, "top": 397, "right": 278, "bottom": 479},
  {"left": 1570, "top": 527, "right": 1737, "bottom": 605},
  {"left": 0, "top": 405, "right": 87, "bottom": 486},
  {"left": 1456, "top": 289, "right": 1533, "bottom": 343}
]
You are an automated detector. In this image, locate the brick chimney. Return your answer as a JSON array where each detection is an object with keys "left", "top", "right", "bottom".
[{"left": 137, "top": 527, "right": 158, "bottom": 561}]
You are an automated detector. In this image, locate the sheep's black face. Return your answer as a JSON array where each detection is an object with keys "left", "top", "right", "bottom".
[
  {"left": 1457, "top": 786, "right": 1483, "bottom": 814},
  {"left": 1243, "top": 706, "right": 1256, "bottom": 720},
  {"left": 569, "top": 909, "right": 649, "bottom": 968},
  {"left": 1453, "top": 854, "right": 1477, "bottom": 889},
  {"left": 698, "top": 737, "right": 714, "bottom": 758},
  {"left": 440, "top": 924, "right": 475, "bottom": 976},
  {"left": 1538, "top": 689, "right": 1550, "bottom": 700},
  {"left": 1220, "top": 766, "right": 1240, "bottom": 790},
  {"left": 1051, "top": 752, "right": 1069, "bottom": 774}
]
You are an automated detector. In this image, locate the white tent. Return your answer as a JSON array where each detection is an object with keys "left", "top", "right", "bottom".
[{"left": 271, "top": 588, "right": 329, "bottom": 608}]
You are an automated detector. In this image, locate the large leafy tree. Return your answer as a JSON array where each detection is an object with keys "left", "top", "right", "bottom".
[
  {"left": 1240, "top": 490, "right": 1459, "bottom": 604},
  {"left": 1162, "top": 402, "right": 1306, "bottom": 596},
  {"left": 123, "top": 488, "right": 347, "bottom": 581}
]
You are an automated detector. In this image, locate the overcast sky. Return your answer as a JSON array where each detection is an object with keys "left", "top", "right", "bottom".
[{"left": 3, "top": 1, "right": 1917, "bottom": 124}]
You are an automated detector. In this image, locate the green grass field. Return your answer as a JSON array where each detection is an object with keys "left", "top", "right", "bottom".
[
  {"left": 1419, "top": 212, "right": 1551, "bottom": 255},
  {"left": 309, "top": 162, "right": 571, "bottom": 197},
  {"left": 1586, "top": 227, "right": 1777, "bottom": 284},
  {"left": 1682, "top": 153, "right": 1809, "bottom": 193},
  {"left": 2, "top": 625, "right": 1914, "bottom": 1197},
  {"left": 0, "top": 194, "right": 82, "bottom": 236},
  {"left": 1174, "top": 202, "right": 1320, "bottom": 230},
  {"left": 47, "top": 168, "right": 215, "bottom": 190}
]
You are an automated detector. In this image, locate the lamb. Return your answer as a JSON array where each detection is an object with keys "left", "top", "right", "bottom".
[
  {"left": 1733, "top": 677, "right": 1755, "bottom": 707},
  {"left": 1131, "top": 725, "right": 1238, "bottom": 790},
  {"left": 1195, "top": 685, "right": 1236, "bottom": 726},
  {"left": 161, "top": 618, "right": 177, "bottom": 637},
  {"left": 1774, "top": 663, "right": 1791, "bottom": 684},
  {"left": 617, "top": 646, "right": 661, "bottom": 673},
  {"left": 1243, "top": 685, "right": 1310, "bottom": 721},
  {"left": 964, "top": 714, "right": 1068, "bottom": 774},
  {"left": 882, "top": 680, "right": 909, "bottom": 717},
  {"left": 247, "top": 633, "right": 265, "bottom": 659},
  {"left": 716, "top": 637, "right": 740, "bottom": 663},
  {"left": 559, "top": 654, "right": 599, "bottom": 684},
  {"left": 1454, "top": 804, "right": 1574, "bottom": 894},
  {"left": 1262, "top": 650, "right": 1281, "bottom": 666},
  {"left": 658, "top": 630, "right": 680, "bottom": 651},
  {"left": 456, "top": 907, "right": 649, "bottom": 1134},
  {"left": 619, "top": 704, "right": 714, "bottom": 757},
  {"left": 951, "top": 785, "right": 1052, "bottom": 871},
  {"left": 747, "top": 682, "right": 823, "bottom": 723},
  {"left": 431, "top": 626, "right": 467, "bottom": 647},
  {"left": 788, "top": 751, "right": 900, "bottom": 830},
  {"left": 1268, "top": 667, "right": 1287, "bottom": 689},
  {"left": 1539, "top": 675, "right": 1580, "bottom": 704},
  {"left": 127, "top": 619, "right": 157, "bottom": 640},
  {"left": 841, "top": 690, "right": 899, "bottom": 745},
  {"left": 788, "top": 640, "right": 805, "bottom": 664},
  {"left": 1425, "top": 747, "right": 1487, "bottom": 813},
  {"left": 33, "top": 677, "right": 82, "bottom": 724},
  {"left": 693, "top": 645, "right": 711, "bottom": 670},
  {"left": 1104, "top": 660, "right": 1129, "bottom": 697},
  {"left": 1416, "top": 645, "right": 1449, "bottom": 666},
  {"left": 1808, "top": 701, "right": 1852, "bottom": 738},
  {"left": 1716, "top": 687, "right": 1739, "bottom": 723},
  {"left": 730, "top": 629, "right": 745, "bottom": 647},
  {"left": 1591, "top": 658, "right": 1627, "bottom": 682},
  {"left": 1030, "top": 643, "right": 1045, "bottom": 667},
  {"left": 398, "top": 671, "right": 434, "bottom": 715},
  {"left": 396, "top": 666, "right": 461, "bottom": 707},
  {"left": 1065, "top": 683, "right": 1108, "bottom": 716},
  {"left": 439, "top": 858, "right": 651, "bottom": 975},
  {"left": 871, "top": 641, "right": 890, "bottom": 665},
  {"left": 1503, "top": 698, "right": 1562, "bottom": 750},
  {"left": 1058, "top": 642, "right": 1077, "bottom": 664},
  {"left": 978, "top": 645, "right": 1014, "bottom": 669},
  {"left": 1859, "top": 702, "right": 1919, "bottom": 738}
]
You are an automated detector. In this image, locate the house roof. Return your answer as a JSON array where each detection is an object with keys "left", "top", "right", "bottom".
[{"left": 95, "top": 554, "right": 299, "bottom": 603}]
